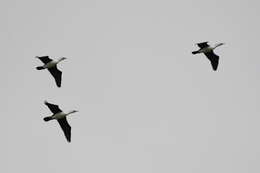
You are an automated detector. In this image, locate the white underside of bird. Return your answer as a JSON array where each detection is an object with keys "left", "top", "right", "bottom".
[
  {"left": 50, "top": 110, "right": 78, "bottom": 120},
  {"left": 198, "top": 47, "right": 214, "bottom": 53},
  {"left": 43, "top": 60, "right": 59, "bottom": 69},
  {"left": 52, "top": 112, "right": 67, "bottom": 119}
]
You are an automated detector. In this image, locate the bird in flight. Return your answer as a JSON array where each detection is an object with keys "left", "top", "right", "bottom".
[
  {"left": 192, "top": 42, "right": 224, "bottom": 71},
  {"left": 43, "top": 101, "right": 78, "bottom": 142},
  {"left": 35, "top": 56, "right": 66, "bottom": 87}
]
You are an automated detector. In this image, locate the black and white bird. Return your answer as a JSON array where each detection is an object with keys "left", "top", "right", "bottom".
[
  {"left": 43, "top": 101, "right": 78, "bottom": 142},
  {"left": 192, "top": 42, "right": 224, "bottom": 71},
  {"left": 35, "top": 56, "right": 66, "bottom": 87}
]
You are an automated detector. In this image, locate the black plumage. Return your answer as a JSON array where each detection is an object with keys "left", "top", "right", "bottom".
[
  {"left": 48, "top": 66, "right": 62, "bottom": 87},
  {"left": 197, "top": 42, "right": 209, "bottom": 49},
  {"left": 205, "top": 52, "right": 219, "bottom": 71},
  {"left": 37, "top": 56, "right": 52, "bottom": 64},
  {"left": 58, "top": 118, "right": 71, "bottom": 142},
  {"left": 44, "top": 101, "right": 62, "bottom": 114}
]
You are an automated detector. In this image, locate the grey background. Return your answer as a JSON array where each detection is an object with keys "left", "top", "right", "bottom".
[{"left": 2, "top": 0, "right": 260, "bottom": 172}]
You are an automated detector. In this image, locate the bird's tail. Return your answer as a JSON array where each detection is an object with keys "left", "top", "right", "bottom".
[
  {"left": 36, "top": 66, "right": 45, "bottom": 70},
  {"left": 192, "top": 51, "right": 199, "bottom": 54},
  {"left": 43, "top": 116, "right": 53, "bottom": 122}
]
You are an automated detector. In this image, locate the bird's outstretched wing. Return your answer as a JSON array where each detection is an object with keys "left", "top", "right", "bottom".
[
  {"left": 57, "top": 118, "right": 71, "bottom": 142},
  {"left": 205, "top": 51, "right": 219, "bottom": 71},
  {"left": 37, "top": 56, "right": 52, "bottom": 64},
  {"left": 44, "top": 101, "right": 62, "bottom": 114},
  {"left": 197, "top": 42, "right": 209, "bottom": 49},
  {"left": 48, "top": 66, "right": 62, "bottom": 87}
]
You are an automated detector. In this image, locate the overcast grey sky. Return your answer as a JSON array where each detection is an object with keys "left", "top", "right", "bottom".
[{"left": 2, "top": 0, "right": 260, "bottom": 172}]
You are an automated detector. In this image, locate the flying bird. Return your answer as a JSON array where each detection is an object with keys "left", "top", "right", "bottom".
[
  {"left": 43, "top": 101, "right": 78, "bottom": 142},
  {"left": 35, "top": 56, "right": 66, "bottom": 87},
  {"left": 192, "top": 42, "right": 224, "bottom": 71}
]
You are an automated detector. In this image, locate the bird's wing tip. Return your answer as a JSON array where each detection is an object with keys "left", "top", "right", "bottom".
[{"left": 196, "top": 41, "right": 208, "bottom": 44}]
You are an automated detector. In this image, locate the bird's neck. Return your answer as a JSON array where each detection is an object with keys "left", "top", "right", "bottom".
[
  {"left": 67, "top": 110, "right": 76, "bottom": 115},
  {"left": 213, "top": 43, "right": 223, "bottom": 49},
  {"left": 57, "top": 58, "right": 65, "bottom": 63}
]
